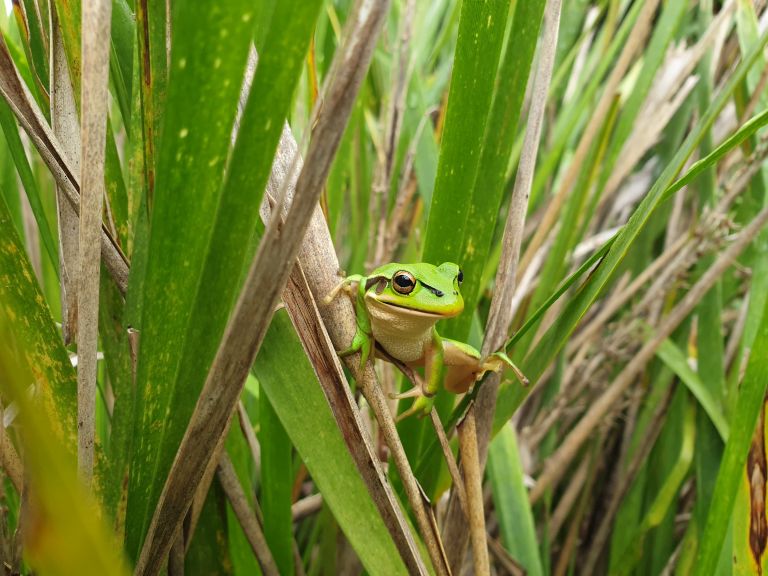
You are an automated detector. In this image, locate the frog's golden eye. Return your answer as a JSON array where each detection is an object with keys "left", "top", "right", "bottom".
[
  {"left": 392, "top": 271, "right": 416, "bottom": 295},
  {"left": 457, "top": 269, "right": 464, "bottom": 285}
]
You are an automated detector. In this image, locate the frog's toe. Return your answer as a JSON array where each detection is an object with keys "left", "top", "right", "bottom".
[
  {"left": 485, "top": 351, "right": 529, "bottom": 386},
  {"left": 395, "top": 395, "right": 434, "bottom": 422},
  {"left": 388, "top": 386, "right": 423, "bottom": 400}
]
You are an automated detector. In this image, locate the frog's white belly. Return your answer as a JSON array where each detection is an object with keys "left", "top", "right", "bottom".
[{"left": 365, "top": 296, "right": 440, "bottom": 364}]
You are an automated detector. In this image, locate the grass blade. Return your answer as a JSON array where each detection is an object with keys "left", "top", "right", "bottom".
[
  {"left": 694, "top": 293, "right": 768, "bottom": 573},
  {"left": 0, "top": 100, "right": 58, "bottom": 270},
  {"left": 502, "top": 35, "right": 768, "bottom": 423},
  {"left": 656, "top": 338, "right": 728, "bottom": 441},
  {"left": 259, "top": 394, "right": 294, "bottom": 575},
  {"left": 453, "top": 0, "right": 547, "bottom": 338},
  {"left": 254, "top": 310, "right": 411, "bottom": 576},
  {"left": 488, "top": 425, "right": 543, "bottom": 576},
  {"left": 422, "top": 0, "right": 509, "bottom": 295}
]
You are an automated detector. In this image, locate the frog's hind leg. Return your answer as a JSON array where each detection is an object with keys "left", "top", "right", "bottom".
[
  {"left": 375, "top": 345, "right": 424, "bottom": 398},
  {"left": 374, "top": 345, "right": 434, "bottom": 420}
]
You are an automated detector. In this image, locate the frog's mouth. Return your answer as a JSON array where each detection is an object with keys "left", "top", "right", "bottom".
[{"left": 372, "top": 298, "right": 461, "bottom": 318}]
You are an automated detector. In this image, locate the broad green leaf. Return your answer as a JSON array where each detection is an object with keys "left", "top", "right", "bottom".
[
  {"left": 253, "top": 310, "right": 409, "bottom": 576},
  {"left": 260, "top": 394, "right": 294, "bottom": 575},
  {"left": 126, "top": 0, "right": 323, "bottom": 561},
  {"left": 453, "top": 0, "right": 546, "bottom": 338},
  {"left": 125, "top": 0, "right": 257, "bottom": 560},
  {"left": 488, "top": 425, "right": 543, "bottom": 576},
  {"left": 0, "top": 191, "right": 76, "bottom": 451},
  {"left": 409, "top": 0, "right": 511, "bottom": 498},
  {"left": 0, "top": 329, "right": 129, "bottom": 576},
  {"left": 422, "top": 0, "right": 509, "bottom": 269}
]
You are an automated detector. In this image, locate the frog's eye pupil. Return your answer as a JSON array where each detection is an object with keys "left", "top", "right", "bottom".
[
  {"left": 393, "top": 271, "right": 416, "bottom": 294},
  {"left": 458, "top": 269, "right": 464, "bottom": 285}
]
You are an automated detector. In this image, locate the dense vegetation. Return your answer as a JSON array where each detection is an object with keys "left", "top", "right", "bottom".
[{"left": 0, "top": 0, "right": 767, "bottom": 574}]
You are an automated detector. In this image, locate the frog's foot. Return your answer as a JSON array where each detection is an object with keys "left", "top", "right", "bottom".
[
  {"left": 395, "top": 394, "right": 435, "bottom": 422},
  {"left": 337, "top": 327, "right": 374, "bottom": 370},
  {"left": 323, "top": 274, "right": 363, "bottom": 305},
  {"left": 388, "top": 386, "right": 423, "bottom": 400},
  {"left": 482, "top": 351, "right": 529, "bottom": 386}
]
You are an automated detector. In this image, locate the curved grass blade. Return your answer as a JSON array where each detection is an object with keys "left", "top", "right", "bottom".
[
  {"left": 0, "top": 99, "right": 58, "bottom": 270},
  {"left": 694, "top": 296, "right": 768, "bottom": 574},
  {"left": 655, "top": 338, "right": 728, "bottom": 441}
]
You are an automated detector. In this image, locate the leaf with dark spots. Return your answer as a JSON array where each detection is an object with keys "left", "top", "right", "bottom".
[{"left": 748, "top": 401, "right": 768, "bottom": 575}]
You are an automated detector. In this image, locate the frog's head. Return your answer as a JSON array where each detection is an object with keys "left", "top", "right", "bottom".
[{"left": 365, "top": 262, "right": 464, "bottom": 318}]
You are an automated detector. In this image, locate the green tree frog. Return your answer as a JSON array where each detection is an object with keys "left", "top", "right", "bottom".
[{"left": 326, "top": 262, "right": 525, "bottom": 419}]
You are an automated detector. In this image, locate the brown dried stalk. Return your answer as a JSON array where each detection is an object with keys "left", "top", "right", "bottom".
[
  {"left": 217, "top": 454, "right": 279, "bottom": 576},
  {"left": 50, "top": 4, "right": 81, "bottom": 345},
  {"left": 457, "top": 409, "right": 489, "bottom": 575},
  {"left": 77, "top": 0, "right": 111, "bottom": 484}
]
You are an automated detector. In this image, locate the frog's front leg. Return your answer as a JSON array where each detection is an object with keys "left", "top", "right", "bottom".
[
  {"left": 396, "top": 328, "right": 444, "bottom": 421},
  {"left": 329, "top": 274, "right": 375, "bottom": 369}
]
